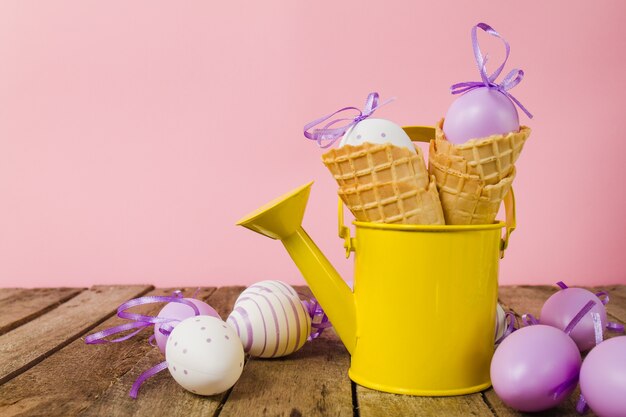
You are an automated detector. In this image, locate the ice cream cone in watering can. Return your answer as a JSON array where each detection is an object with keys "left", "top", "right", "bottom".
[{"left": 236, "top": 126, "right": 516, "bottom": 396}]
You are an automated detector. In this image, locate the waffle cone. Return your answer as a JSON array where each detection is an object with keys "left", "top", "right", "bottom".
[
  {"left": 337, "top": 177, "right": 445, "bottom": 225},
  {"left": 435, "top": 119, "right": 530, "bottom": 185},
  {"left": 322, "top": 142, "right": 444, "bottom": 225},
  {"left": 429, "top": 148, "right": 515, "bottom": 225},
  {"left": 322, "top": 142, "right": 429, "bottom": 189}
]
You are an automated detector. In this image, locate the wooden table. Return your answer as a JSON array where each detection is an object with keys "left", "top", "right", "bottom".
[{"left": 0, "top": 285, "right": 623, "bottom": 417}]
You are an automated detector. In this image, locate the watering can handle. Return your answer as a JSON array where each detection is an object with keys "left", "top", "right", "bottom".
[{"left": 337, "top": 125, "right": 516, "bottom": 258}]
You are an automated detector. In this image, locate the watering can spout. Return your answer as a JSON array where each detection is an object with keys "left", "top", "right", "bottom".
[{"left": 237, "top": 182, "right": 357, "bottom": 354}]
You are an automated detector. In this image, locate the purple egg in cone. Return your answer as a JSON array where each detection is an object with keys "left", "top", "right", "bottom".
[{"left": 429, "top": 23, "right": 532, "bottom": 225}]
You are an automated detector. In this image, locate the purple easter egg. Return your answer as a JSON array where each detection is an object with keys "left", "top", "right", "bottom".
[
  {"left": 443, "top": 87, "right": 519, "bottom": 144},
  {"left": 154, "top": 298, "right": 220, "bottom": 354},
  {"left": 540, "top": 288, "right": 607, "bottom": 351},
  {"left": 580, "top": 336, "right": 626, "bottom": 417},
  {"left": 490, "top": 325, "right": 582, "bottom": 412}
]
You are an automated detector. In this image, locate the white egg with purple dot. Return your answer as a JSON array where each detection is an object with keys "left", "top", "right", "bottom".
[
  {"left": 338, "top": 118, "right": 415, "bottom": 153},
  {"left": 165, "top": 315, "right": 244, "bottom": 396}
]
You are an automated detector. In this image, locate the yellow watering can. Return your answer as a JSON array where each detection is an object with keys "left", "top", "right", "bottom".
[{"left": 237, "top": 126, "right": 516, "bottom": 396}]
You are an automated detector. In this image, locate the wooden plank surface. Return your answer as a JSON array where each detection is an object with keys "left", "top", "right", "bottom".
[
  {"left": 0, "top": 285, "right": 152, "bottom": 386},
  {"left": 0, "top": 288, "right": 84, "bottom": 336},
  {"left": 0, "top": 285, "right": 622, "bottom": 417},
  {"left": 219, "top": 287, "right": 353, "bottom": 417},
  {"left": 79, "top": 286, "right": 239, "bottom": 417},
  {"left": 358, "top": 387, "right": 493, "bottom": 417},
  {"left": 0, "top": 287, "right": 215, "bottom": 417}
]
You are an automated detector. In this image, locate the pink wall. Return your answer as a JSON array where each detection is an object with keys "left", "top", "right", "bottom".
[{"left": 1, "top": 1, "right": 625, "bottom": 288}]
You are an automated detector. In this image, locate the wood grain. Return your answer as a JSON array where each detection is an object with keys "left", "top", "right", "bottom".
[
  {"left": 0, "top": 287, "right": 214, "bottom": 417},
  {"left": 220, "top": 327, "right": 352, "bottom": 417},
  {"left": 358, "top": 388, "right": 494, "bottom": 417},
  {"left": 0, "top": 285, "right": 622, "bottom": 417},
  {"left": 217, "top": 286, "right": 352, "bottom": 417},
  {"left": 0, "top": 288, "right": 84, "bottom": 335},
  {"left": 0, "top": 285, "right": 152, "bottom": 387},
  {"left": 79, "top": 286, "right": 241, "bottom": 417}
]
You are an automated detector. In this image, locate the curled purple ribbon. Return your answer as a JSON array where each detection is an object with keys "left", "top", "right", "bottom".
[
  {"left": 563, "top": 300, "right": 596, "bottom": 335},
  {"left": 522, "top": 313, "right": 539, "bottom": 326},
  {"left": 303, "top": 92, "right": 394, "bottom": 148},
  {"left": 130, "top": 361, "right": 169, "bottom": 399},
  {"left": 576, "top": 394, "right": 589, "bottom": 414},
  {"left": 556, "top": 281, "right": 625, "bottom": 333},
  {"left": 300, "top": 295, "right": 332, "bottom": 340},
  {"left": 451, "top": 22, "right": 533, "bottom": 119},
  {"left": 84, "top": 290, "right": 204, "bottom": 398},
  {"left": 85, "top": 291, "right": 200, "bottom": 344},
  {"left": 495, "top": 311, "right": 517, "bottom": 345}
]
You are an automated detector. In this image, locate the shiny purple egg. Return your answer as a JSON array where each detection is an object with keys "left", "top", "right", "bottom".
[
  {"left": 580, "top": 336, "right": 626, "bottom": 417},
  {"left": 540, "top": 287, "right": 607, "bottom": 351},
  {"left": 490, "top": 325, "right": 582, "bottom": 412},
  {"left": 443, "top": 87, "right": 519, "bottom": 144},
  {"left": 154, "top": 298, "right": 220, "bottom": 354}
]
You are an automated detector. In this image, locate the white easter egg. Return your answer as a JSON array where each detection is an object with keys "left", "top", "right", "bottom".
[
  {"left": 227, "top": 290, "right": 311, "bottom": 358},
  {"left": 338, "top": 118, "right": 415, "bottom": 152},
  {"left": 495, "top": 303, "right": 506, "bottom": 342},
  {"left": 166, "top": 315, "right": 244, "bottom": 396},
  {"left": 235, "top": 280, "right": 299, "bottom": 305}
]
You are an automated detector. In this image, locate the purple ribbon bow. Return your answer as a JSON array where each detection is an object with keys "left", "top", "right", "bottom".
[
  {"left": 303, "top": 92, "right": 394, "bottom": 148},
  {"left": 451, "top": 22, "right": 533, "bottom": 119}
]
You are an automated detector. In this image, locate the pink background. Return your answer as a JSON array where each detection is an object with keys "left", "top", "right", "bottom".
[{"left": 1, "top": 1, "right": 625, "bottom": 288}]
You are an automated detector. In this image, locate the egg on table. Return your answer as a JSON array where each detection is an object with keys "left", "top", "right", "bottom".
[
  {"left": 166, "top": 315, "right": 244, "bottom": 396},
  {"left": 227, "top": 287, "right": 311, "bottom": 358}
]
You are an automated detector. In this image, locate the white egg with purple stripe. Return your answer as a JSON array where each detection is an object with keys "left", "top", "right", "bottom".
[
  {"left": 495, "top": 303, "right": 506, "bottom": 342},
  {"left": 227, "top": 285, "right": 311, "bottom": 358},
  {"left": 235, "top": 280, "right": 299, "bottom": 304},
  {"left": 166, "top": 315, "right": 244, "bottom": 396}
]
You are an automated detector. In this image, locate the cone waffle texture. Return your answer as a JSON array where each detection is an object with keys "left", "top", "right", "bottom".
[
  {"left": 435, "top": 119, "right": 531, "bottom": 185},
  {"left": 322, "top": 142, "right": 430, "bottom": 189},
  {"left": 322, "top": 143, "right": 444, "bottom": 225},
  {"left": 429, "top": 119, "right": 529, "bottom": 225}
]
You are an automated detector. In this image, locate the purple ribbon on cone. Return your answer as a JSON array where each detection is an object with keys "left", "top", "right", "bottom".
[
  {"left": 303, "top": 92, "right": 394, "bottom": 148},
  {"left": 450, "top": 22, "right": 533, "bottom": 119}
]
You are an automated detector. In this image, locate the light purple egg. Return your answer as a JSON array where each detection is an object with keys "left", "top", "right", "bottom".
[
  {"left": 580, "top": 336, "right": 626, "bottom": 417},
  {"left": 443, "top": 87, "right": 519, "bottom": 144},
  {"left": 540, "top": 288, "right": 607, "bottom": 351},
  {"left": 490, "top": 325, "right": 582, "bottom": 412},
  {"left": 154, "top": 298, "right": 220, "bottom": 354}
]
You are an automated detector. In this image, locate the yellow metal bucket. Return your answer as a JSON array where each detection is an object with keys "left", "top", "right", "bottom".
[
  {"left": 237, "top": 125, "right": 516, "bottom": 396},
  {"left": 340, "top": 126, "right": 515, "bottom": 395}
]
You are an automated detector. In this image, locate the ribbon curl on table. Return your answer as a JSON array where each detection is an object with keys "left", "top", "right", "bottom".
[
  {"left": 84, "top": 290, "right": 201, "bottom": 344},
  {"left": 84, "top": 290, "right": 203, "bottom": 398},
  {"left": 495, "top": 311, "right": 517, "bottom": 345},
  {"left": 450, "top": 22, "right": 533, "bottom": 119},
  {"left": 301, "top": 296, "right": 332, "bottom": 341},
  {"left": 303, "top": 92, "right": 394, "bottom": 148}
]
